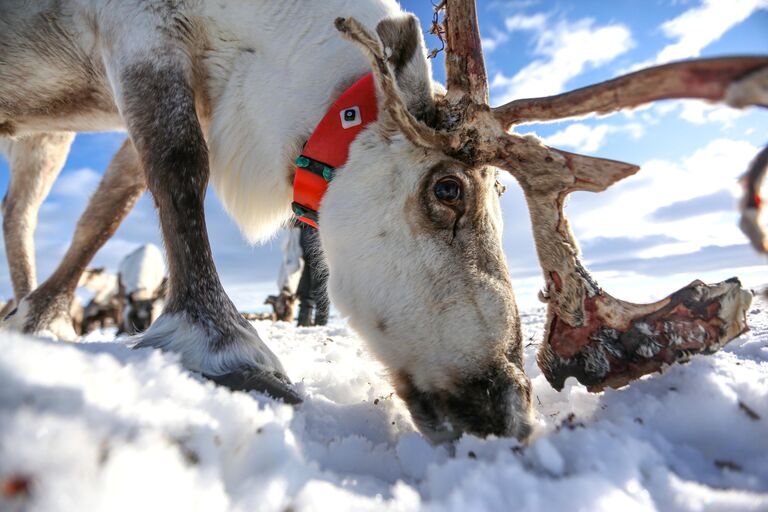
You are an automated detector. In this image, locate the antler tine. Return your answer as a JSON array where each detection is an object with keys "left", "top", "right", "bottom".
[
  {"left": 493, "top": 56, "right": 768, "bottom": 128},
  {"left": 334, "top": 17, "right": 449, "bottom": 149},
  {"left": 443, "top": 0, "right": 489, "bottom": 104},
  {"left": 488, "top": 132, "right": 639, "bottom": 194}
]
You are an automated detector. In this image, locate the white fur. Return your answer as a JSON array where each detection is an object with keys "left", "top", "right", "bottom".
[
  {"left": 130, "top": 312, "right": 285, "bottom": 377},
  {"left": 1, "top": 297, "right": 78, "bottom": 341},
  {"left": 80, "top": 272, "right": 119, "bottom": 305},
  {"left": 118, "top": 244, "right": 166, "bottom": 300},
  {"left": 201, "top": 1, "right": 403, "bottom": 241},
  {"left": 321, "top": 128, "right": 516, "bottom": 391},
  {"left": 3, "top": 0, "right": 402, "bottom": 242}
]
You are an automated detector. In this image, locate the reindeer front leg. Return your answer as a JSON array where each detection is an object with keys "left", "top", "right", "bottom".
[
  {"left": 5, "top": 139, "right": 144, "bottom": 340},
  {"left": 111, "top": 59, "right": 299, "bottom": 404}
]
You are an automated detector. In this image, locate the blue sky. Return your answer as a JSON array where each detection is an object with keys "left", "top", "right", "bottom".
[{"left": 0, "top": 0, "right": 766, "bottom": 310}]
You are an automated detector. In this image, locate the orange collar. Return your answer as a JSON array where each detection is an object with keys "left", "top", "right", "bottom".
[{"left": 292, "top": 74, "right": 378, "bottom": 227}]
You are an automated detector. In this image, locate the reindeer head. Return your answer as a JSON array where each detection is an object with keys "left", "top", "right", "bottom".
[
  {"left": 319, "top": 14, "right": 533, "bottom": 442},
  {"left": 123, "top": 294, "right": 155, "bottom": 334},
  {"left": 322, "top": 2, "right": 765, "bottom": 442},
  {"left": 264, "top": 288, "right": 296, "bottom": 322}
]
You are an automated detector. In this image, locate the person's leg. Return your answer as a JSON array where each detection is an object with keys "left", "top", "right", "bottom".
[
  {"left": 296, "top": 262, "right": 314, "bottom": 327},
  {"left": 303, "top": 224, "right": 329, "bottom": 326},
  {"left": 296, "top": 223, "right": 318, "bottom": 326},
  {"left": 313, "top": 265, "right": 329, "bottom": 326}
]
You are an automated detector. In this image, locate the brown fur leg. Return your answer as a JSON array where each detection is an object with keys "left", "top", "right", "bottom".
[
  {"left": 1, "top": 132, "right": 74, "bottom": 301},
  {"left": 18, "top": 139, "right": 145, "bottom": 337}
]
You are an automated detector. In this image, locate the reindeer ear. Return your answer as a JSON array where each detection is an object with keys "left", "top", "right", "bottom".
[{"left": 375, "top": 15, "right": 436, "bottom": 125}]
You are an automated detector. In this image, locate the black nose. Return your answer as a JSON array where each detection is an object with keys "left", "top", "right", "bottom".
[{"left": 396, "top": 365, "right": 533, "bottom": 443}]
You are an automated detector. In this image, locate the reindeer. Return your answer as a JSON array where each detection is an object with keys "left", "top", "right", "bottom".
[
  {"left": 264, "top": 290, "right": 297, "bottom": 323},
  {"left": 78, "top": 267, "right": 121, "bottom": 334},
  {"left": 0, "top": 0, "right": 765, "bottom": 442},
  {"left": 117, "top": 244, "right": 167, "bottom": 335},
  {"left": 242, "top": 311, "right": 277, "bottom": 322},
  {"left": 74, "top": 251, "right": 167, "bottom": 336}
]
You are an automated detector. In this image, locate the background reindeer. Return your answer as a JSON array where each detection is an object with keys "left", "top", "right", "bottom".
[
  {"left": 0, "top": 135, "right": 145, "bottom": 340},
  {"left": 264, "top": 291, "right": 297, "bottom": 323},
  {"left": 265, "top": 225, "right": 303, "bottom": 323},
  {"left": 117, "top": 244, "right": 167, "bottom": 335},
  {"left": 0, "top": 0, "right": 765, "bottom": 443},
  {"left": 78, "top": 267, "right": 121, "bottom": 334}
]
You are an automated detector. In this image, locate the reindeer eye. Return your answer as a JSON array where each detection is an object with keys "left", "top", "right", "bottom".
[{"left": 434, "top": 177, "right": 462, "bottom": 205}]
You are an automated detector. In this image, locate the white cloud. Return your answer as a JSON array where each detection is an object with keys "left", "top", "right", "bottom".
[
  {"left": 678, "top": 101, "right": 746, "bottom": 125},
  {"left": 647, "top": 99, "right": 748, "bottom": 128},
  {"left": 655, "top": 0, "right": 768, "bottom": 64},
  {"left": 481, "top": 28, "right": 510, "bottom": 52},
  {"left": 482, "top": 14, "right": 546, "bottom": 52},
  {"left": 505, "top": 13, "right": 548, "bottom": 32},
  {"left": 677, "top": 101, "right": 747, "bottom": 125},
  {"left": 542, "top": 122, "right": 645, "bottom": 153},
  {"left": 51, "top": 168, "right": 101, "bottom": 197},
  {"left": 490, "top": 17, "right": 634, "bottom": 104}
]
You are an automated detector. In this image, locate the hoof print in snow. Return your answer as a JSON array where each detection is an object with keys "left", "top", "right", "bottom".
[
  {"left": 538, "top": 278, "right": 753, "bottom": 392},
  {"left": 206, "top": 369, "right": 302, "bottom": 405}
]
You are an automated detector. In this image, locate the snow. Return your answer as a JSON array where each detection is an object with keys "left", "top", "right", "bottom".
[{"left": 1, "top": 300, "right": 767, "bottom": 511}]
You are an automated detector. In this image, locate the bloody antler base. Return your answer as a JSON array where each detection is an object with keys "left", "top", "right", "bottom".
[{"left": 538, "top": 278, "right": 752, "bottom": 391}]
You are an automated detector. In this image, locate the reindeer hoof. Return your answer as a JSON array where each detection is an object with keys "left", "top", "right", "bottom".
[
  {"left": 538, "top": 278, "right": 752, "bottom": 392},
  {"left": 0, "top": 296, "right": 78, "bottom": 341},
  {"left": 205, "top": 369, "right": 302, "bottom": 404},
  {"left": 132, "top": 312, "right": 301, "bottom": 403}
]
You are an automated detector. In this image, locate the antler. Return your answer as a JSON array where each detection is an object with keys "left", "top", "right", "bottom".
[
  {"left": 443, "top": 0, "right": 488, "bottom": 104},
  {"left": 434, "top": 0, "right": 765, "bottom": 390},
  {"left": 493, "top": 57, "right": 768, "bottom": 128},
  {"left": 500, "top": 135, "right": 752, "bottom": 390}
]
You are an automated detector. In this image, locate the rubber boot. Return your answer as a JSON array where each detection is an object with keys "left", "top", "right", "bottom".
[
  {"left": 314, "top": 302, "right": 329, "bottom": 326},
  {"left": 297, "top": 305, "right": 313, "bottom": 327}
]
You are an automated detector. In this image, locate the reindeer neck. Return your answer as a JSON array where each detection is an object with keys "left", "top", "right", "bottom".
[{"left": 200, "top": 1, "right": 400, "bottom": 242}]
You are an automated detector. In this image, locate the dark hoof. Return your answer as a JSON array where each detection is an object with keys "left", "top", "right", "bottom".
[{"left": 205, "top": 368, "right": 303, "bottom": 405}]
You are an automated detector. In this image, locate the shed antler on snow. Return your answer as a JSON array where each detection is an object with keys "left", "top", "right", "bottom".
[{"left": 338, "top": 1, "right": 768, "bottom": 391}]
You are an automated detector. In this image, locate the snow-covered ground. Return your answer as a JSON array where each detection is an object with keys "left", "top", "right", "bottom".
[{"left": 1, "top": 300, "right": 767, "bottom": 512}]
